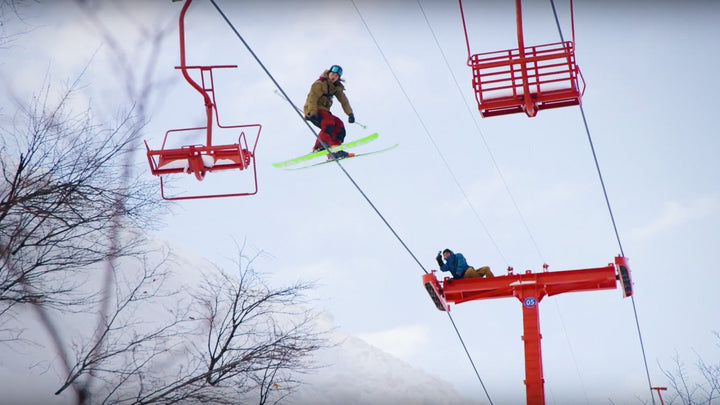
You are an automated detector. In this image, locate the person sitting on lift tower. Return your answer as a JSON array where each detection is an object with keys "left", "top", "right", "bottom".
[{"left": 436, "top": 249, "right": 494, "bottom": 279}]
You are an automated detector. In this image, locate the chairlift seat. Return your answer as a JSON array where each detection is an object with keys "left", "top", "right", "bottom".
[
  {"left": 469, "top": 41, "right": 585, "bottom": 117},
  {"left": 145, "top": 124, "right": 258, "bottom": 192}
]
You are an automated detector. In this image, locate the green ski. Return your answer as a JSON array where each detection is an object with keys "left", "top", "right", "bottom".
[
  {"left": 283, "top": 144, "right": 399, "bottom": 170},
  {"left": 272, "top": 133, "right": 379, "bottom": 168}
]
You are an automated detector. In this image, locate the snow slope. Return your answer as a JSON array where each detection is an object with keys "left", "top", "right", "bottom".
[{"left": 289, "top": 315, "right": 482, "bottom": 405}]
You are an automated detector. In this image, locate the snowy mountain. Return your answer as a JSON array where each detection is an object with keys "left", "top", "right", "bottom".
[{"left": 289, "top": 315, "right": 482, "bottom": 405}]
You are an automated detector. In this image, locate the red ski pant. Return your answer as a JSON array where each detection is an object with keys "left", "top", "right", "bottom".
[{"left": 312, "top": 109, "right": 346, "bottom": 150}]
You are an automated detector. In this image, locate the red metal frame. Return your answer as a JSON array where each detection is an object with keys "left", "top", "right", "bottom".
[
  {"left": 144, "top": 0, "right": 261, "bottom": 200},
  {"left": 615, "top": 255, "right": 633, "bottom": 297},
  {"left": 423, "top": 271, "right": 450, "bottom": 312},
  {"left": 459, "top": 0, "right": 584, "bottom": 117},
  {"left": 423, "top": 256, "right": 632, "bottom": 405},
  {"left": 144, "top": 123, "right": 260, "bottom": 200},
  {"left": 652, "top": 387, "right": 667, "bottom": 405}
]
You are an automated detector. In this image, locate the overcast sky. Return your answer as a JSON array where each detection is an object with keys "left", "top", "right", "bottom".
[{"left": 2, "top": 0, "right": 719, "bottom": 404}]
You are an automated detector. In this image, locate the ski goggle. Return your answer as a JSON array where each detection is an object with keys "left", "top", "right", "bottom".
[{"left": 329, "top": 65, "right": 343, "bottom": 76}]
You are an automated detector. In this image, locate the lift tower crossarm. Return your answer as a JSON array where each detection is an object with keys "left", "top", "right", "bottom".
[
  {"left": 422, "top": 257, "right": 632, "bottom": 405},
  {"left": 442, "top": 264, "right": 617, "bottom": 305}
]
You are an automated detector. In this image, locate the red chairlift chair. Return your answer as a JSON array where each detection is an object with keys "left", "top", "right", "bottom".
[
  {"left": 458, "top": 0, "right": 586, "bottom": 118},
  {"left": 145, "top": 0, "right": 261, "bottom": 200}
]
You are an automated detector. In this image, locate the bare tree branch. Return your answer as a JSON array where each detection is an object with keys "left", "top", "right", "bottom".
[
  {"left": 38, "top": 243, "right": 328, "bottom": 405},
  {"left": 658, "top": 333, "right": 720, "bottom": 405},
  {"left": 54, "top": 250, "right": 191, "bottom": 400},
  {"left": 0, "top": 76, "right": 161, "bottom": 315},
  {"left": 128, "top": 247, "right": 327, "bottom": 405},
  {"left": 2, "top": 5, "right": 328, "bottom": 405}
]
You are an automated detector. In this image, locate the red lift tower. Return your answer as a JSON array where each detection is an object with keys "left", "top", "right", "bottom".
[{"left": 423, "top": 256, "right": 633, "bottom": 405}]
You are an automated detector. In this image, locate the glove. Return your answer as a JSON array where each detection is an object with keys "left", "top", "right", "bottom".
[
  {"left": 435, "top": 251, "right": 443, "bottom": 268},
  {"left": 348, "top": 113, "right": 355, "bottom": 124},
  {"left": 307, "top": 114, "right": 321, "bottom": 127}
]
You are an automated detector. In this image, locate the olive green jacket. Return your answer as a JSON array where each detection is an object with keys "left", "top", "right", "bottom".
[{"left": 303, "top": 72, "right": 353, "bottom": 118}]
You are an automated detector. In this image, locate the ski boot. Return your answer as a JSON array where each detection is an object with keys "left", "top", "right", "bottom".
[{"left": 327, "top": 150, "right": 352, "bottom": 161}]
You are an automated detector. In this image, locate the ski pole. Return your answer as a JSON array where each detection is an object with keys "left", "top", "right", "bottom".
[
  {"left": 274, "top": 89, "right": 303, "bottom": 114},
  {"left": 353, "top": 121, "right": 367, "bottom": 130}
]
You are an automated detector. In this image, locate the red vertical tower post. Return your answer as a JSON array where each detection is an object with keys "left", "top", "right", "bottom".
[
  {"left": 422, "top": 257, "right": 633, "bottom": 405},
  {"left": 652, "top": 387, "right": 667, "bottom": 405},
  {"left": 517, "top": 278, "right": 545, "bottom": 404}
]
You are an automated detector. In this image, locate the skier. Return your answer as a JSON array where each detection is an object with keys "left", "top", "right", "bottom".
[
  {"left": 436, "top": 249, "right": 494, "bottom": 279},
  {"left": 303, "top": 64, "right": 355, "bottom": 160}
]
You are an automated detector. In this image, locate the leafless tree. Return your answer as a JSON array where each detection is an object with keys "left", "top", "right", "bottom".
[
  {"left": 2, "top": 3, "right": 327, "bottom": 405},
  {"left": 658, "top": 331, "right": 720, "bottom": 405},
  {"left": 51, "top": 248, "right": 192, "bottom": 403},
  {"left": 0, "top": 74, "right": 161, "bottom": 325},
  {"left": 1, "top": 2, "right": 167, "bottom": 402},
  {"left": 696, "top": 333, "right": 720, "bottom": 401},
  {"left": 188, "top": 246, "right": 325, "bottom": 405},
  {"left": 0, "top": 0, "right": 40, "bottom": 51},
  {"left": 0, "top": 72, "right": 166, "bottom": 404},
  {"left": 51, "top": 244, "right": 326, "bottom": 405},
  {"left": 131, "top": 246, "right": 324, "bottom": 405},
  {"left": 1, "top": 88, "right": 327, "bottom": 403}
]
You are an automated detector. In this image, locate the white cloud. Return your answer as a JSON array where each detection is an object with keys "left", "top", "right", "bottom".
[{"left": 629, "top": 195, "right": 720, "bottom": 240}]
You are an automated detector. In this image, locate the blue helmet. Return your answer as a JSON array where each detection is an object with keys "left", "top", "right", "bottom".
[{"left": 329, "top": 64, "right": 343, "bottom": 77}]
